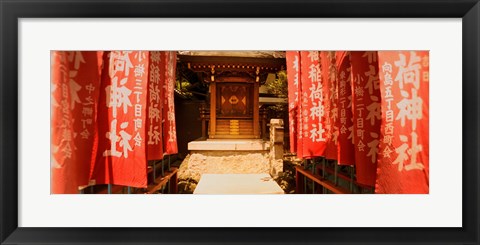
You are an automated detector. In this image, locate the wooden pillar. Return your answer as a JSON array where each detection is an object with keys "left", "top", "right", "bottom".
[
  {"left": 253, "top": 81, "right": 259, "bottom": 139},
  {"left": 210, "top": 82, "right": 216, "bottom": 138},
  {"left": 200, "top": 104, "right": 206, "bottom": 139},
  {"left": 201, "top": 119, "right": 206, "bottom": 139},
  {"left": 296, "top": 168, "right": 303, "bottom": 194},
  {"left": 170, "top": 171, "right": 178, "bottom": 194},
  {"left": 261, "top": 108, "right": 267, "bottom": 139}
]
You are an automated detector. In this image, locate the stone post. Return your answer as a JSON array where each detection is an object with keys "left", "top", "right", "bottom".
[{"left": 269, "top": 119, "right": 284, "bottom": 177}]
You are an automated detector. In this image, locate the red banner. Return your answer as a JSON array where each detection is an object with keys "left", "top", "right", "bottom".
[
  {"left": 375, "top": 51, "right": 429, "bottom": 194},
  {"left": 146, "top": 51, "right": 164, "bottom": 160},
  {"left": 296, "top": 54, "right": 304, "bottom": 159},
  {"left": 350, "top": 51, "right": 382, "bottom": 187},
  {"left": 51, "top": 51, "right": 102, "bottom": 193},
  {"left": 163, "top": 52, "right": 178, "bottom": 155},
  {"left": 300, "top": 51, "right": 327, "bottom": 158},
  {"left": 335, "top": 52, "right": 355, "bottom": 165},
  {"left": 322, "top": 52, "right": 339, "bottom": 160},
  {"left": 91, "top": 51, "right": 149, "bottom": 188},
  {"left": 286, "top": 51, "right": 300, "bottom": 154}
]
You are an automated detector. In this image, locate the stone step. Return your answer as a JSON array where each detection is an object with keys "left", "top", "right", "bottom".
[
  {"left": 188, "top": 139, "right": 270, "bottom": 151},
  {"left": 216, "top": 127, "right": 253, "bottom": 131},
  {"left": 215, "top": 130, "right": 254, "bottom": 134}
]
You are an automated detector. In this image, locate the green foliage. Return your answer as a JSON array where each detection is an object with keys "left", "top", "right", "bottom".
[
  {"left": 268, "top": 103, "right": 287, "bottom": 117},
  {"left": 265, "top": 70, "right": 288, "bottom": 98},
  {"left": 176, "top": 79, "right": 193, "bottom": 98},
  {"left": 263, "top": 70, "right": 288, "bottom": 119}
]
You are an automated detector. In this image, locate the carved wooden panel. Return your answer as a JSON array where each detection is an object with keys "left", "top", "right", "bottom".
[{"left": 216, "top": 83, "right": 252, "bottom": 118}]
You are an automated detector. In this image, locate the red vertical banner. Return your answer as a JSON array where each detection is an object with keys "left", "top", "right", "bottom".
[
  {"left": 51, "top": 51, "right": 102, "bottom": 193},
  {"left": 300, "top": 51, "right": 327, "bottom": 158},
  {"left": 350, "top": 51, "right": 382, "bottom": 187},
  {"left": 319, "top": 52, "right": 332, "bottom": 158},
  {"left": 336, "top": 51, "right": 355, "bottom": 165},
  {"left": 91, "top": 51, "right": 149, "bottom": 188},
  {"left": 286, "top": 51, "right": 300, "bottom": 154},
  {"left": 163, "top": 51, "right": 178, "bottom": 155},
  {"left": 375, "top": 51, "right": 429, "bottom": 194},
  {"left": 322, "top": 52, "right": 339, "bottom": 160},
  {"left": 296, "top": 54, "right": 304, "bottom": 159},
  {"left": 146, "top": 51, "right": 164, "bottom": 160}
]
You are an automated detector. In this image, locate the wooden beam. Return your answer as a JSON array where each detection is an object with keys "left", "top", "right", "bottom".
[
  {"left": 178, "top": 55, "right": 286, "bottom": 67},
  {"left": 95, "top": 185, "right": 124, "bottom": 194},
  {"left": 295, "top": 166, "right": 350, "bottom": 194},
  {"left": 253, "top": 82, "right": 259, "bottom": 138},
  {"left": 210, "top": 82, "right": 216, "bottom": 138},
  {"left": 136, "top": 168, "right": 179, "bottom": 194},
  {"left": 316, "top": 164, "right": 372, "bottom": 189}
]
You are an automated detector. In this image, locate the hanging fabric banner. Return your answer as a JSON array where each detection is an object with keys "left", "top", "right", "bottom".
[
  {"left": 51, "top": 51, "right": 102, "bottom": 194},
  {"left": 296, "top": 53, "right": 304, "bottom": 159},
  {"left": 350, "top": 51, "right": 382, "bottom": 187},
  {"left": 163, "top": 51, "right": 178, "bottom": 155},
  {"left": 300, "top": 51, "right": 327, "bottom": 158},
  {"left": 286, "top": 51, "right": 300, "bottom": 154},
  {"left": 91, "top": 51, "right": 149, "bottom": 188},
  {"left": 322, "top": 52, "right": 340, "bottom": 160},
  {"left": 375, "top": 51, "right": 429, "bottom": 194},
  {"left": 335, "top": 51, "right": 356, "bottom": 166},
  {"left": 146, "top": 51, "right": 164, "bottom": 160}
]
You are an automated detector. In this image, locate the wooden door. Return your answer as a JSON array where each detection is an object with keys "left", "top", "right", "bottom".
[
  {"left": 216, "top": 83, "right": 252, "bottom": 118},
  {"left": 212, "top": 83, "right": 257, "bottom": 138}
]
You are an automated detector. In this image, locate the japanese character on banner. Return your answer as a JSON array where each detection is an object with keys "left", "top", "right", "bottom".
[
  {"left": 163, "top": 51, "right": 178, "bottom": 155},
  {"left": 335, "top": 51, "right": 356, "bottom": 166},
  {"left": 349, "top": 51, "right": 382, "bottom": 187},
  {"left": 300, "top": 51, "right": 326, "bottom": 158},
  {"left": 296, "top": 62, "right": 304, "bottom": 159},
  {"left": 376, "top": 51, "right": 429, "bottom": 194},
  {"left": 51, "top": 51, "right": 102, "bottom": 194},
  {"left": 91, "top": 51, "right": 149, "bottom": 188},
  {"left": 286, "top": 51, "right": 300, "bottom": 154},
  {"left": 146, "top": 51, "right": 164, "bottom": 160},
  {"left": 322, "top": 52, "right": 340, "bottom": 160}
]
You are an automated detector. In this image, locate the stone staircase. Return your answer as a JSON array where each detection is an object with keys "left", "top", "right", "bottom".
[{"left": 179, "top": 119, "right": 285, "bottom": 193}]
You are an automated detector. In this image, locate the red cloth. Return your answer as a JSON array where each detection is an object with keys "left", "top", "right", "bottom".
[
  {"left": 146, "top": 51, "right": 164, "bottom": 160},
  {"left": 51, "top": 51, "right": 102, "bottom": 193},
  {"left": 322, "top": 52, "right": 339, "bottom": 160},
  {"left": 91, "top": 51, "right": 149, "bottom": 188},
  {"left": 335, "top": 51, "right": 356, "bottom": 165},
  {"left": 162, "top": 51, "right": 178, "bottom": 155},
  {"left": 296, "top": 53, "right": 304, "bottom": 159},
  {"left": 375, "top": 51, "right": 429, "bottom": 194},
  {"left": 350, "top": 51, "right": 382, "bottom": 187},
  {"left": 286, "top": 51, "right": 300, "bottom": 154},
  {"left": 299, "top": 51, "right": 327, "bottom": 158}
]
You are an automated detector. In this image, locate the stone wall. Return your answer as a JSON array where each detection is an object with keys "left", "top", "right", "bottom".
[
  {"left": 269, "top": 119, "right": 284, "bottom": 177},
  {"left": 178, "top": 151, "right": 270, "bottom": 183}
]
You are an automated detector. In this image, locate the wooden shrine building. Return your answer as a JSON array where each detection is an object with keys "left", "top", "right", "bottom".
[{"left": 178, "top": 52, "right": 286, "bottom": 139}]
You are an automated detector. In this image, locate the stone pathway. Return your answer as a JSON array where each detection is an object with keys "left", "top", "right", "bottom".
[{"left": 177, "top": 151, "right": 271, "bottom": 193}]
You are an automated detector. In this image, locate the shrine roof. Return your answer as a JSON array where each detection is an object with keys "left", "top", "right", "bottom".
[{"left": 177, "top": 51, "right": 285, "bottom": 59}]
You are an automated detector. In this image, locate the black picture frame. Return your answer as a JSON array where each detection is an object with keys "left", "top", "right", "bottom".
[{"left": 1, "top": 0, "right": 478, "bottom": 244}]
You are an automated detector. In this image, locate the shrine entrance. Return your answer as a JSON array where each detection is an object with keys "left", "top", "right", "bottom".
[
  {"left": 177, "top": 52, "right": 287, "bottom": 194},
  {"left": 178, "top": 52, "right": 285, "bottom": 140},
  {"left": 212, "top": 81, "right": 258, "bottom": 138},
  {"left": 215, "top": 82, "right": 254, "bottom": 138}
]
